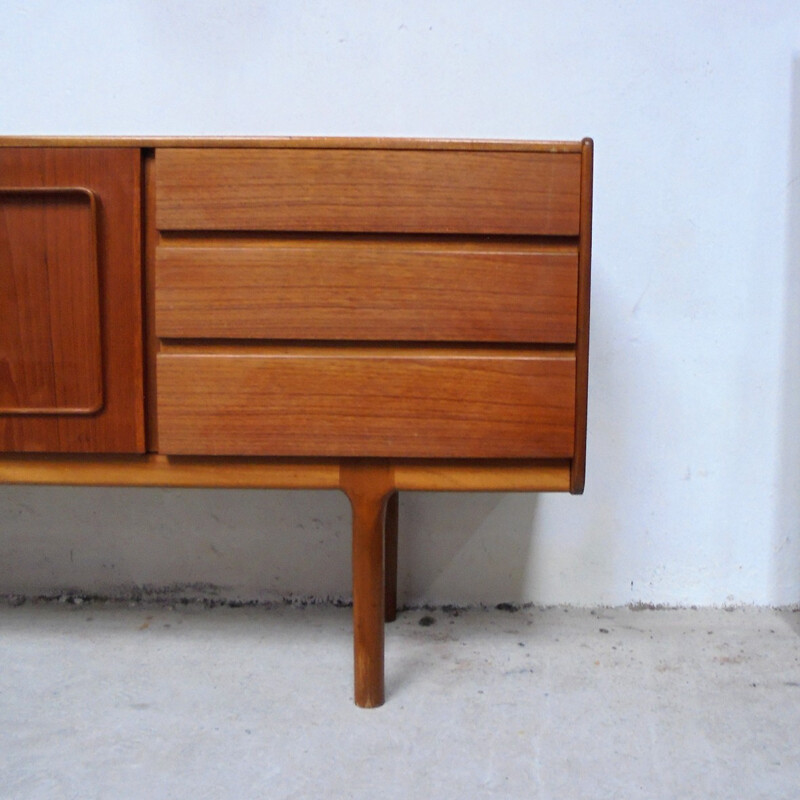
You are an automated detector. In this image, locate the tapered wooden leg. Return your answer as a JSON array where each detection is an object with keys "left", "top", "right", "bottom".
[
  {"left": 341, "top": 462, "right": 395, "bottom": 708},
  {"left": 384, "top": 491, "right": 399, "bottom": 623}
]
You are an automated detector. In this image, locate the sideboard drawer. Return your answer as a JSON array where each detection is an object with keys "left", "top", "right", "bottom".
[
  {"left": 156, "top": 348, "right": 576, "bottom": 458},
  {"left": 155, "top": 148, "right": 582, "bottom": 235},
  {"left": 155, "top": 240, "right": 579, "bottom": 343}
]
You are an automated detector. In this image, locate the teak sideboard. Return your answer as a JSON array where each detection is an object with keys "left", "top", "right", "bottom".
[{"left": 0, "top": 137, "right": 593, "bottom": 707}]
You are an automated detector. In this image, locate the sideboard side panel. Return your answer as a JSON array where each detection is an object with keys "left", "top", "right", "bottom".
[{"left": 570, "top": 138, "right": 593, "bottom": 494}]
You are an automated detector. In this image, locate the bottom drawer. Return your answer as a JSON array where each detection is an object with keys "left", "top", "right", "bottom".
[{"left": 156, "top": 348, "right": 576, "bottom": 458}]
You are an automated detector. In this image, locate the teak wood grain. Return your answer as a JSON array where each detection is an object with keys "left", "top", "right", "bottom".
[
  {"left": 155, "top": 148, "right": 582, "bottom": 235},
  {"left": 0, "top": 148, "right": 144, "bottom": 453},
  {"left": 0, "top": 454, "right": 571, "bottom": 492},
  {"left": 155, "top": 240, "right": 579, "bottom": 343},
  {"left": 156, "top": 348, "right": 576, "bottom": 458},
  {"left": 0, "top": 187, "right": 102, "bottom": 415}
]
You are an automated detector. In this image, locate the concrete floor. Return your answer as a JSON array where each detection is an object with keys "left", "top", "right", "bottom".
[{"left": 1, "top": 601, "right": 799, "bottom": 799}]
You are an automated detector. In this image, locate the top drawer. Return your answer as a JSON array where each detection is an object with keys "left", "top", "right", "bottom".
[{"left": 155, "top": 148, "right": 582, "bottom": 235}]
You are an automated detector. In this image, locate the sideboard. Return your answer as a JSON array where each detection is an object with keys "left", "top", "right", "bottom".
[{"left": 0, "top": 136, "right": 593, "bottom": 707}]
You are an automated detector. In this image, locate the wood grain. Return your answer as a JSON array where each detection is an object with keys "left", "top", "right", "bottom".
[
  {"left": 155, "top": 148, "right": 582, "bottom": 235},
  {"left": 0, "top": 453, "right": 570, "bottom": 491},
  {"left": 155, "top": 240, "right": 578, "bottom": 343},
  {"left": 0, "top": 148, "right": 144, "bottom": 453},
  {"left": 0, "top": 188, "right": 102, "bottom": 414},
  {"left": 392, "top": 459, "right": 571, "bottom": 491},
  {"left": 156, "top": 347, "right": 576, "bottom": 458}
]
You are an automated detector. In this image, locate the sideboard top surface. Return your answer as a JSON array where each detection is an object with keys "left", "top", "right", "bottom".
[{"left": 0, "top": 136, "right": 588, "bottom": 152}]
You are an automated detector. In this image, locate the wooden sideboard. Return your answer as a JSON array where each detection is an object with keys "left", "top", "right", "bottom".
[{"left": 0, "top": 137, "right": 593, "bottom": 707}]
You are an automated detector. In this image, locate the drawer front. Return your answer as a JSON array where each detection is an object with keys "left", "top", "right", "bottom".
[
  {"left": 155, "top": 148, "right": 582, "bottom": 235},
  {"left": 156, "top": 348, "right": 576, "bottom": 458},
  {"left": 155, "top": 241, "right": 578, "bottom": 343}
]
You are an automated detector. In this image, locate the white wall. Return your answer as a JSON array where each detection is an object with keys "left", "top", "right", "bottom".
[{"left": 2, "top": 1, "right": 800, "bottom": 606}]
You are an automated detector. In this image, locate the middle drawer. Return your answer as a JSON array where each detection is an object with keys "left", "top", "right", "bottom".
[{"left": 155, "top": 239, "right": 578, "bottom": 343}]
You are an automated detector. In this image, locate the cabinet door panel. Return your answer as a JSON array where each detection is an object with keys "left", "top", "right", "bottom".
[
  {"left": 0, "top": 188, "right": 102, "bottom": 414},
  {"left": 0, "top": 148, "right": 144, "bottom": 453}
]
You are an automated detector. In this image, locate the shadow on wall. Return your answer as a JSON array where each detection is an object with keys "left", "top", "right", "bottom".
[
  {"left": 397, "top": 492, "right": 539, "bottom": 608},
  {"left": 0, "top": 484, "right": 542, "bottom": 606},
  {"left": 776, "top": 58, "right": 800, "bottom": 606},
  {"left": 0, "top": 485, "right": 353, "bottom": 601},
  {"left": 777, "top": 609, "right": 800, "bottom": 637}
]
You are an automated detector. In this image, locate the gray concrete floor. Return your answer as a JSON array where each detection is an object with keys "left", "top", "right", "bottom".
[{"left": 1, "top": 601, "right": 799, "bottom": 799}]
